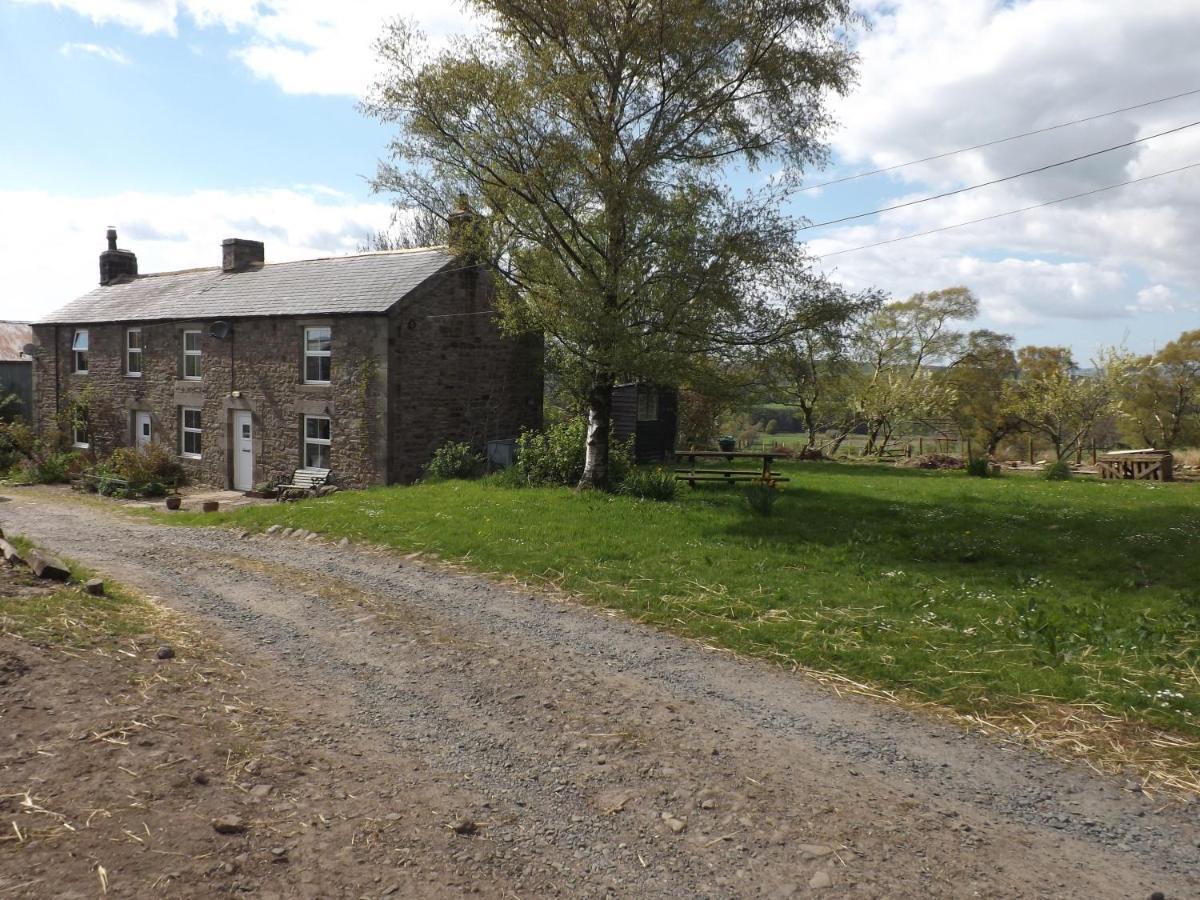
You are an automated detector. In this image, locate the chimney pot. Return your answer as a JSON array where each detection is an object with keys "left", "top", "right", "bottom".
[
  {"left": 222, "top": 238, "right": 265, "bottom": 273},
  {"left": 106, "top": 227, "right": 117, "bottom": 251}
]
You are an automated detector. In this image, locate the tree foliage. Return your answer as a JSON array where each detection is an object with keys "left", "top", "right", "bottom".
[
  {"left": 1004, "top": 347, "right": 1132, "bottom": 459},
  {"left": 1122, "top": 330, "right": 1200, "bottom": 449},
  {"left": 365, "top": 0, "right": 859, "bottom": 488},
  {"left": 947, "top": 329, "right": 1021, "bottom": 454},
  {"left": 848, "top": 287, "right": 977, "bottom": 454}
]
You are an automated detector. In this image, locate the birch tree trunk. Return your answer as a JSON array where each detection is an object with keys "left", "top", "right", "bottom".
[{"left": 578, "top": 378, "right": 613, "bottom": 491}]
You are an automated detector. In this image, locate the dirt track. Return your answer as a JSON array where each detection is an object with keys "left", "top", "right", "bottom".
[{"left": 2, "top": 486, "right": 1198, "bottom": 898}]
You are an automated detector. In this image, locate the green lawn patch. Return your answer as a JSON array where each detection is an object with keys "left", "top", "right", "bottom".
[
  {"left": 0, "top": 542, "right": 151, "bottom": 647},
  {"left": 152, "top": 464, "right": 1200, "bottom": 779}
]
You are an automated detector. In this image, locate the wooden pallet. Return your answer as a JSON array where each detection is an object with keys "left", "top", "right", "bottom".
[{"left": 1097, "top": 450, "right": 1174, "bottom": 482}]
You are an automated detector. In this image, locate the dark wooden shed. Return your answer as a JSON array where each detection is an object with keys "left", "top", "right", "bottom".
[
  {"left": 612, "top": 383, "right": 677, "bottom": 463},
  {"left": 0, "top": 321, "right": 33, "bottom": 422}
]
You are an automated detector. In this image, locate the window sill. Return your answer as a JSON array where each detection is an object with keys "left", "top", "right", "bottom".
[
  {"left": 72, "top": 371, "right": 89, "bottom": 376},
  {"left": 180, "top": 453, "right": 202, "bottom": 461},
  {"left": 72, "top": 443, "right": 90, "bottom": 450},
  {"left": 125, "top": 373, "right": 143, "bottom": 379}
]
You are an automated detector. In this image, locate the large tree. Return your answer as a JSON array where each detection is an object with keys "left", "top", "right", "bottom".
[
  {"left": 365, "top": 0, "right": 858, "bottom": 488},
  {"left": 765, "top": 284, "right": 881, "bottom": 451},
  {"left": 1123, "top": 330, "right": 1200, "bottom": 449},
  {"left": 850, "top": 287, "right": 977, "bottom": 455},
  {"left": 1005, "top": 346, "right": 1131, "bottom": 460},
  {"left": 947, "top": 329, "right": 1021, "bottom": 455}
]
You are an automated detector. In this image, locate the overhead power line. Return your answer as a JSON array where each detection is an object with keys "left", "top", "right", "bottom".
[
  {"left": 801, "top": 86, "right": 1200, "bottom": 192},
  {"left": 800, "top": 118, "right": 1200, "bottom": 231},
  {"left": 812, "top": 160, "right": 1200, "bottom": 260}
]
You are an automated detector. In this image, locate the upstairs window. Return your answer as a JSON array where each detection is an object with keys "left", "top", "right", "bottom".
[
  {"left": 72, "top": 329, "right": 89, "bottom": 373},
  {"left": 72, "top": 423, "right": 89, "bottom": 449},
  {"left": 126, "top": 328, "right": 142, "bottom": 376},
  {"left": 304, "top": 327, "right": 331, "bottom": 384},
  {"left": 183, "top": 331, "right": 202, "bottom": 380},
  {"left": 303, "top": 415, "right": 331, "bottom": 469},
  {"left": 181, "top": 408, "right": 202, "bottom": 458}
]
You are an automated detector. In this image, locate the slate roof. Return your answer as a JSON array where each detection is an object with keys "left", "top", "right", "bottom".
[
  {"left": 0, "top": 321, "right": 33, "bottom": 361},
  {"left": 39, "top": 248, "right": 455, "bottom": 325}
]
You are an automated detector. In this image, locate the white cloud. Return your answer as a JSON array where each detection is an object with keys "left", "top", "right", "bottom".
[
  {"left": 1126, "top": 284, "right": 1198, "bottom": 315},
  {"left": 22, "top": 0, "right": 478, "bottom": 96},
  {"left": 2, "top": 186, "right": 393, "bottom": 321},
  {"left": 58, "top": 41, "right": 131, "bottom": 64},
  {"left": 809, "top": 0, "right": 1200, "bottom": 339},
  {"left": 21, "top": 0, "right": 177, "bottom": 33}
]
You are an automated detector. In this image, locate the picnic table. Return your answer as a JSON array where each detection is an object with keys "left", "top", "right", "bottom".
[{"left": 674, "top": 450, "right": 791, "bottom": 487}]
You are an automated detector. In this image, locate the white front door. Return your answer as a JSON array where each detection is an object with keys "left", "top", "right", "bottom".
[
  {"left": 233, "top": 411, "right": 253, "bottom": 492},
  {"left": 135, "top": 411, "right": 152, "bottom": 448}
]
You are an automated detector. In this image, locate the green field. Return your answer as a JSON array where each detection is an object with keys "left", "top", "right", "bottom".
[{"left": 156, "top": 464, "right": 1200, "bottom": 779}]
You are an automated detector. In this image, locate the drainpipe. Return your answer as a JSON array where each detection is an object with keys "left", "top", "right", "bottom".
[{"left": 53, "top": 324, "right": 60, "bottom": 423}]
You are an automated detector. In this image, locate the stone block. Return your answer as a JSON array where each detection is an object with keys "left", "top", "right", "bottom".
[{"left": 28, "top": 550, "right": 70, "bottom": 581}]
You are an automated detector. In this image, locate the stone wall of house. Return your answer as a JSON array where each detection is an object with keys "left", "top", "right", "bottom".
[
  {"left": 30, "top": 315, "right": 388, "bottom": 490},
  {"left": 387, "top": 265, "right": 543, "bottom": 483}
]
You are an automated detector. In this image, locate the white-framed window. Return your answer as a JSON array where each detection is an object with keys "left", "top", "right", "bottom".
[
  {"left": 637, "top": 388, "right": 659, "bottom": 422},
  {"left": 126, "top": 327, "right": 142, "bottom": 376},
  {"left": 72, "top": 423, "right": 89, "bottom": 449},
  {"left": 181, "top": 407, "right": 202, "bottom": 458},
  {"left": 304, "top": 326, "right": 331, "bottom": 384},
  {"left": 72, "top": 329, "right": 89, "bottom": 373},
  {"left": 303, "top": 415, "right": 331, "bottom": 470},
  {"left": 183, "top": 331, "right": 202, "bottom": 380}
]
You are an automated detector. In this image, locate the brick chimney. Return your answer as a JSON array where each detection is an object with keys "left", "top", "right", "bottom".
[
  {"left": 99, "top": 227, "right": 138, "bottom": 285},
  {"left": 222, "top": 238, "right": 265, "bottom": 273},
  {"left": 447, "top": 195, "right": 479, "bottom": 256}
]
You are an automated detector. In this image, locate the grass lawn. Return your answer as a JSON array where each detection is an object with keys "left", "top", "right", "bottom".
[{"left": 155, "top": 464, "right": 1200, "bottom": 782}]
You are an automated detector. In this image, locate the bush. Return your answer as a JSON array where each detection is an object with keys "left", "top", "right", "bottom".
[
  {"left": 744, "top": 476, "right": 782, "bottom": 516},
  {"left": 107, "top": 443, "right": 182, "bottom": 486},
  {"left": 619, "top": 467, "right": 677, "bottom": 501},
  {"left": 1042, "top": 459, "right": 1073, "bottom": 481},
  {"left": 515, "top": 420, "right": 633, "bottom": 489},
  {"left": 966, "top": 456, "right": 994, "bottom": 478},
  {"left": 18, "top": 451, "right": 82, "bottom": 485},
  {"left": 425, "top": 441, "right": 484, "bottom": 480}
]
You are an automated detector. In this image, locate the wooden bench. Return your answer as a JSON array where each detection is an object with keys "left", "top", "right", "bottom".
[
  {"left": 674, "top": 468, "right": 790, "bottom": 487},
  {"left": 275, "top": 468, "right": 331, "bottom": 501}
]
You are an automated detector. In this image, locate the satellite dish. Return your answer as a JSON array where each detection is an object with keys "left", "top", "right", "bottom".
[
  {"left": 209, "top": 321, "right": 231, "bottom": 340},
  {"left": 21, "top": 343, "right": 37, "bottom": 356}
]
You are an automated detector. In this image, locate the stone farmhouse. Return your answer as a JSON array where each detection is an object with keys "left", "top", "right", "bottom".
[{"left": 31, "top": 229, "right": 542, "bottom": 490}]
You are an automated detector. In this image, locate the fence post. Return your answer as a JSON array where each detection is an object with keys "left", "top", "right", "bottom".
[
  {"left": 918, "top": 437, "right": 924, "bottom": 455},
  {"left": 1028, "top": 436, "right": 1034, "bottom": 465}
]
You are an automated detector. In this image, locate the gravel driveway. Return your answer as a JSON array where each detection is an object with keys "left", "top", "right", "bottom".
[{"left": 2, "top": 487, "right": 1197, "bottom": 898}]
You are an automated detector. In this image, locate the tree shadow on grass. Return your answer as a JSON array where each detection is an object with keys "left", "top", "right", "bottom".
[{"left": 698, "top": 474, "right": 1200, "bottom": 602}]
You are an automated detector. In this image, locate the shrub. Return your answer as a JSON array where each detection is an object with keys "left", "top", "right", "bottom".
[
  {"left": 425, "top": 441, "right": 484, "bottom": 480},
  {"left": 106, "top": 444, "right": 182, "bottom": 487},
  {"left": 966, "top": 455, "right": 994, "bottom": 478},
  {"left": 515, "top": 420, "right": 633, "bottom": 489},
  {"left": 744, "top": 476, "right": 782, "bottom": 516},
  {"left": 18, "top": 451, "right": 82, "bottom": 485},
  {"left": 1042, "top": 459, "right": 1073, "bottom": 481},
  {"left": 619, "top": 467, "right": 677, "bottom": 501}
]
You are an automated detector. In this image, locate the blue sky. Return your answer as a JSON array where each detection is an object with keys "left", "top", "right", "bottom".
[{"left": 2, "top": 0, "right": 1198, "bottom": 360}]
